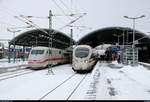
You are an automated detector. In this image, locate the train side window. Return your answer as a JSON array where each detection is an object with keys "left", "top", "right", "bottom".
[
  {"left": 59, "top": 51, "right": 61, "bottom": 54},
  {"left": 91, "top": 53, "right": 95, "bottom": 58},
  {"left": 49, "top": 50, "right": 52, "bottom": 54}
]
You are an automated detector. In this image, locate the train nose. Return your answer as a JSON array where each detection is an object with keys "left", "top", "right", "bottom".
[{"left": 75, "top": 62, "right": 88, "bottom": 70}]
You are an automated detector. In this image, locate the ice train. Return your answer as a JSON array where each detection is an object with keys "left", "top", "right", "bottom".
[
  {"left": 28, "top": 46, "right": 69, "bottom": 69},
  {"left": 72, "top": 45, "right": 97, "bottom": 73},
  {"left": 93, "top": 44, "right": 111, "bottom": 60}
]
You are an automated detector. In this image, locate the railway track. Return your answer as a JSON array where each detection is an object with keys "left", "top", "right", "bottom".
[
  {"left": 39, "top": 73, "right": 88, "bottom": 100},
  {"left": 0, "top": 69, "right": 31, "bottom": 77},
  {"left": 138, "top": 62, "right": 150, "bottom": 69},
  {"left": 0, "top": 69, "right": 35, "bottom": 81},
  {"left": 85, "top": 68, "right": 101, "bottom": 100}
]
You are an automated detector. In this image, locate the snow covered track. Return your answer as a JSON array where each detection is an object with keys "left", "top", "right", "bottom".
[
  {"left": 0, "top": 69, "right": 34, "bottom": 81},
  {"left": 138, "top": 62, "right": 150, "bottom": 69},
  {"left": 40, "top": 73, "right": 88, "bottom": 100},
  {"left": 39, "top": 73, "right": 76, "bottom": 100},
  {"left": 0, "top": 64, "right": 92, "bottom": 100},
  {"left": 0, "top": 61, "right": 28, "bottom": 74},
  {"left": 0, "top": 65, "right": 27, "bottom": 74},
  {"left": 0, "top": 63, "right": 150, "bottom": 100},
  {"left": 84, "top": 69, "right": 100, "bottom": 100}
]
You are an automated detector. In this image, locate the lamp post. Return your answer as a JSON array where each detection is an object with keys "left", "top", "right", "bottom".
[{"left": 124, "top": 15, "right": 145, "bottom": 65}]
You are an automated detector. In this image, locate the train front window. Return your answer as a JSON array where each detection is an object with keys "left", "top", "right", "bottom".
[
  {"left": 75, "top": 48, "right": 89, "bottom": 58},
  {"left": 31, "top": 50, "right": 44, "bottom": 55}
]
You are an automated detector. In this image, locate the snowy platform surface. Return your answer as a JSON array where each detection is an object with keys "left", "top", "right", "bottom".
[
  {"left": 0, "top": 62, "right": 150, "bottom": 100},
  {"left": 0, "top": 60, "right": 28, "bottom": 74},
  {"left": 0, "top": 59, "right": 27, "bottom": 68},
  {"left": 0, "top": 61, "right": 27, "bottom": 68}
]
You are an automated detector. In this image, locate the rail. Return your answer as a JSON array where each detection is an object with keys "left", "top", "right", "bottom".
[
  {"left": 138, "top": 62, "right": 150, "bottom": 69},
  {"left": 39, "top": 73, "right": 88, "bottom": 100},
  {"left": 0, "top": 64, "right": 28, "bottom": 74}
]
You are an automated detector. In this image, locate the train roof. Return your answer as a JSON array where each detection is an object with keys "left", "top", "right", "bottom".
[
  {"left": 9, "top": 28, "right": 76, "bottom": 50},
  {"left": 74, "top": 45, "right": 92, "bottom": 50},
  {"left": 77, "top": 26, "right": 150, "bottom": 48},
  {"left": 95, "top": 44, "right": 112, "bottom": 49},
  {"left": 31, "top": 46, "right": 49, "bottom": 49}
]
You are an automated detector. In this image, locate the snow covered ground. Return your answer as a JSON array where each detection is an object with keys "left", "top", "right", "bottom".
[
  {"left": 0, "top": 61, "right": 27, "bottom": 68},
  {"left": 0, "top": 61, "right": 150, "bottom": 100},
  {"left": 0, "top": 64, "right": 90, "bottom": 100},
  {"left": 0, "top": 59, "right": 28, "bottom": 74},
  {"left": 0, "top": 59, "right": 27, "bottom": 68},
  {"left": 95, "top": 61, "right": 150, "bottom": 100}
]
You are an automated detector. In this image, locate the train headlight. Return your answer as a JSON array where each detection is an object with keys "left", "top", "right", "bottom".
[{"left": 84, "top": 60, "right": 88, "bottom": 63}]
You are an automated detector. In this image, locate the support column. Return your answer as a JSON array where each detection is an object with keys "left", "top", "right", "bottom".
[
  {"left": 70, "top": 29, "right": 73, "bottom": 63},
  {"left": 13, "top": 44, "right": 16, "bottom": 63},
  {"left": 8, "top": 44, "right": 11, "bottom": 63},
  {"left": 23, "top": 46, "right": 25, "bottom": 61}
]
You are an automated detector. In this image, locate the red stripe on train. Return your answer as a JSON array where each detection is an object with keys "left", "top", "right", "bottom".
[{"left": 28, "top": 57, "right": 66, "bottom": 64}]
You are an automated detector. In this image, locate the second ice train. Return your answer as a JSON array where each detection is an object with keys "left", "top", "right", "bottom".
[{"left": 72, "top": 45, "right": 97, "bottom": 73}]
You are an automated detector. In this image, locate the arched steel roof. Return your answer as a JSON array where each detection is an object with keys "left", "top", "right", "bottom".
[
  {"left": 9, "top": 28, "right": 75, "bottom": 49},
  {"left": 78, "top": 26, "right": 150, "bottom": 48}
]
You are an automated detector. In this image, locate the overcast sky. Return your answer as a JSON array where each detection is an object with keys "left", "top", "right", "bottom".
[{"left": 0, "top": 0, "right": 150, "bottom": 43}]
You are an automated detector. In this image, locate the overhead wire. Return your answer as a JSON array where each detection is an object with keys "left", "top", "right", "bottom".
[
  {"left": 12, "top": 11, "right": 71, "bottom": 40},
  {"left": 50, "top": 0, "right": 88, "bottom": 31},
  {"left": 0, "top": 7, "right": 19, "bottom": 30},
  {"left": 73, "top": 0, "right": 78, "bottom": 14},
  {"left": 50, "top": 0, "right": 88, "bottom": 39},
  {"left": 0, "top": 7, "right": 17, "bottom": 17},
  {"left": 0, "top": 4, "right": 71, "bottom": 49},
  {"left": 70, "top": 0, "right": 73, "bottom": 14},
  {"left": 0, "top": 6, "right": 49, "bottom": 34},
  {"left": 0, "top": 7, "right": 53, "bottom": 45},
  {"left": 0, "top": 7, "right": 33, "bottom": 30},
  {"left": 51, "top": 0, "right": 72, "bottom": 21},
  {"left": 59, "top": 0, "right": 72, "bottom": 14},
  {"left": 0, "top": 2, "right": 79, "bottom": 45},
  {"left": 69, "top": 0, "right": 91, "bottom": 37},
  {"left": 19, "top": 15, "right": 73, "bottom": 46},
  {"left": 0, "top": 21, "right": 16, "bottom": 27}
]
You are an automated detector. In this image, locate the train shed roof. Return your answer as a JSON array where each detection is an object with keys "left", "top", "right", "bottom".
[
  {"left": 9, "top": 28, "right": 75, "bottom": 49},
  {"left": 77, "top": 26, "right": 150, "bottom": 48}
]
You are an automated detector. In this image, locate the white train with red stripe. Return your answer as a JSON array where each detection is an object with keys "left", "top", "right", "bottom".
[
  {"left": 72, "top": 45, "right": 97, "bottom": 73},
  {"left": 28, "top": 46, "right": 69, "bottom": 69}
]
